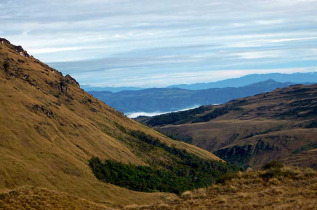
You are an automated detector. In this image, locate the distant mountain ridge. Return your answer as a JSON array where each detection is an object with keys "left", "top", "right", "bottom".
[
  {"left": 90, "top": 79, "right": 295, "bottom": 114},
  {"left": 168, "top": 72, "right": 317, "bottom": 90},
  {"left": 83, "top": 72, "right": 317, "bottom": 92},
  {"left": 81, "top": 85, "right": 144, "bottom": 92}
]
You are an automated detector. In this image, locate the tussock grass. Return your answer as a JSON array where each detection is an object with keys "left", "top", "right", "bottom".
[
  {"left": 0, "top": 186, "right": 109, "bottom": 210},
  {"left": 127, "top": 166, "right": 317, "bottom": 209}
]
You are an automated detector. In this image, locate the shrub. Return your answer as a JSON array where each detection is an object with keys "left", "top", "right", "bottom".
[
  {"left": 261, "top": 160, "right": 284, "bottom": 181},
  {"left": 89, "top": 158, "right": 191, "bottom": 194},
  {"left": 262, "top": 160, "right": 284, "bottom": 170},
  {"left": 260, "top": 168, "right": 283, "bottom": 181}
]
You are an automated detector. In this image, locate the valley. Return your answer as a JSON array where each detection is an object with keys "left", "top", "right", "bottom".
[
  {"left": 137, "top": 84, "right": 317, "bottom": 169},
  {"left": 1, "top": 0, "right": 317, "bottom": 208},
  {"left": 0, "top": 38, "right": 316, "bottom": 209}
]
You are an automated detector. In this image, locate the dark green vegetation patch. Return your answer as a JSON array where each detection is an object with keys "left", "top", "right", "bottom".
[{"left": 89, "top": 130, "right": 239, "bottom": 194}]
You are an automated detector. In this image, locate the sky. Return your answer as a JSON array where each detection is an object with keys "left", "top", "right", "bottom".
[{"left": 1, "top": 0, "right": 317, "bottom": 87}]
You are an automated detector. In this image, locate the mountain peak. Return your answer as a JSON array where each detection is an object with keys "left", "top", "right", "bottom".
[{"left": 245, "top": 79, "right": 291, "bottom": 88}]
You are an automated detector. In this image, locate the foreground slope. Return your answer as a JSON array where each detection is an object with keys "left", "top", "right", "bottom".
[
  {"left": 130, "top": 166, "right": 317, "bottom": 209},
  {"left": 137, "top": 84, "right": 317, "bottom": 169},
  {"left": 0, "top": 186, "right": 109, "bottom": 210},
  {"left": 0, "top": 38, "right": 222, "bottom": 208}
]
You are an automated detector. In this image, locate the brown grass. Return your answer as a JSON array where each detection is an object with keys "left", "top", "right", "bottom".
[
  {"left": 128, "top": 167, "right": 317, "bottom": 209},
  {"left": 0, "top": 186, "right": 111, "bottom": 210}
]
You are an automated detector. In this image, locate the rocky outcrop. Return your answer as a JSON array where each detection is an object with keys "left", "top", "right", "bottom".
[
  {"left": 14, "top": 45, "right": 30, "bottom": 57},
  {"left": 0, "top": 37, "right": 30, "bottom": 57},
  {"left": 214, "top": 140, "right": 280, "bottom": 168},
  {"left": 30, "top": 104, "right": 54, "bottom": 118},
  {"left": 56, "top": 75, "right": 81, "bottom": 94},
  {"left": 59, "top": 80, "right": 69, "bottom": 94},
  {"left": 0, "top": 38, "right": 10, "bottom": 45},
  {"left": 65, "top": 74, "right": 80, "bottom": 88}
]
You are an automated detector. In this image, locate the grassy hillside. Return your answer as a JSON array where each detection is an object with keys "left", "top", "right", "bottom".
[
  {"left": 0, "top": 38, "right": 227, "bottom": 208},
  {"left": 128, "top": 165, "right": 317, "bottom": 209},
  {"left": 137, "top": 84, "right": 317, "bottom": 169},
  {"left": 2, "top": 165, "right": 315, "bottom": 209}
]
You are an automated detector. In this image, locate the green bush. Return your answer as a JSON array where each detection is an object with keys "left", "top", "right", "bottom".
[
  {"left": 89, "top": 157, "right": 191, "bottom": 194},
  {"left": 89, "top": 130, "right": 240, "bottom": 194}
]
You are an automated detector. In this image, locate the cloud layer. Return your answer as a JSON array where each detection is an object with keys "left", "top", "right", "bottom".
[{"left": 1, "top": 0, "right": 317, "bottom": 87}]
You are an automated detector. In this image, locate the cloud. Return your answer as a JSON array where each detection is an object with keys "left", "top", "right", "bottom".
[
  {"left": 1, "top": 0, "right": 316, "bottom": 86},
  {"left": 126, "top": 105, "right": 201, "bottom": 118},
  {"left": 254, "top": 19, "right": 285, "bottom": 25},
  {"left": 231, "top": 51, "right": 285, "bottom": 59},
  {"left": 73, "top": 67, "right": 316, "bottom": 88}
]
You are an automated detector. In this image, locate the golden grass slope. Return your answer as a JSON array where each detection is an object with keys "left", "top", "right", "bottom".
[{"left": 0, "top": 39, "right": 218, "bottom": 208}]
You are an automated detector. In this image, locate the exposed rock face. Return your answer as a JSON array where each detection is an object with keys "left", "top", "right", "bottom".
[
  {"left": 0, "top": 37, "right": 30, "bottom": 57},
  {"left": 214, "top": 140, "right": 280, "bottom": 168},
  {"left": 30, "top": 104, "right": 54, "bottom": 118},
  {"left": 0, "top": 38, "right": 10, "bottom": 45},
  {"left": 56, "top": 75, "right": 80, "bottom": 95},
  {"left": 15, "top": 45, "right": 30, "bottom": 57},
  {"left": 59, "top": 80, "right": 69, "bottom": 94}
]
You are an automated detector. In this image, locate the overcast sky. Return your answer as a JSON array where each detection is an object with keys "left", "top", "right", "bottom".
[{"left": 1, "top": 0, "right": 317, "bottom": 87}]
